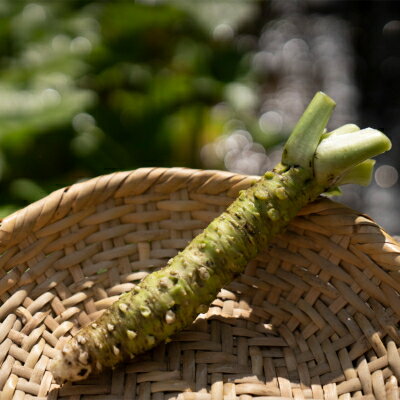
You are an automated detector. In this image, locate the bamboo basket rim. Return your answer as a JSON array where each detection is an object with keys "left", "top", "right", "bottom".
[
  {"left": 0, "top": 167, "right": 399, "bottom": 400},
  {"left": 0, "top": 168, "right": 255, "bottom": 253}
]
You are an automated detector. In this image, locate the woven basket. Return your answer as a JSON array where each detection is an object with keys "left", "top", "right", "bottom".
[{"left": 1, "top": 167, "right": 400, "bottom": 400}]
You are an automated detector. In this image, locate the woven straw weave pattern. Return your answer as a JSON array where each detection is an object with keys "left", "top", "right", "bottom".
[{"left": 0, "top": 167, "right": 399, "bottom": 400}]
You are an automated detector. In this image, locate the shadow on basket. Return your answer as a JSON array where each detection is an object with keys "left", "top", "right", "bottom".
[{"left": 0, "top": 167, "right": 400, "bottom": 400}]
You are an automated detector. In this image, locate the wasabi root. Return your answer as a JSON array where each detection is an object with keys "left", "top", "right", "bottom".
[{"left": 50, "top": 92, "right": 391, "bottom": 383}]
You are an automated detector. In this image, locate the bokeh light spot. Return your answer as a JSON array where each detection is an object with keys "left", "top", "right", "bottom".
[
  {"left": 375, "top": 165, "right": 398, "bottom": 188},
  {"left": 41, "top": 88, "right": 61, "bottom": 106},
  {"left": 383, "top": 20, "right": 400, "bottom": 36},
  {"left": 72, "top": 113, "right": 96, "bottom": 133},
  {"left": 70, "top": 36, "right": 92, "bottom": 54},
  {"left": 213, "top": 23, "right": 234, "bottom": 41},
  {"left": 22, "top": 3, "right": 46, "bottom": 23},
  {"left": 259, "top": 111, "right": 283, "bottom": 133}
]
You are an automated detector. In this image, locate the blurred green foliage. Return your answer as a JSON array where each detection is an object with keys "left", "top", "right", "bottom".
[{"left": 0, "top": 1, "right": 274, "bottom": 216}]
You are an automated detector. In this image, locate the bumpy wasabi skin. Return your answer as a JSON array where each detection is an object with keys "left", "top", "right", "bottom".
[
  {"left": 49, "top": 92, "right": 391, "bottom": 383},
  {"left": 50, "top": 165, "right": 322, "bottom": 383}
]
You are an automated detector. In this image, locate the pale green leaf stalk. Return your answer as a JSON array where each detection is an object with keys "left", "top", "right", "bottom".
[
  {"left": 322, "top": 123, "right": 360, "bottom": 139},
  {"left": 336, "top": 159, "right": 376, "bottom": 186},
  {"left": 314, "top": 128, "right": 392, "bottom": 186},
  {"left": 50, "top": 93, "right": 391, "bottom": 384},
  {"left": 282, "top": 91, "right": 336, "bottom": 168}
]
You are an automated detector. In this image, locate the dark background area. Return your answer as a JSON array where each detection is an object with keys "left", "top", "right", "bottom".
[
  {"left": 337, "top": 0, "right": 400, "bottom": 233},
  {"left": 0, "top": 0, "right": 399, "bottom": 233}
]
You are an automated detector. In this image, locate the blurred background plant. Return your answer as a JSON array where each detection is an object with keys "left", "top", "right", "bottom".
[{"left": 0, "top": 0, "right": 399, "bottom": 233}]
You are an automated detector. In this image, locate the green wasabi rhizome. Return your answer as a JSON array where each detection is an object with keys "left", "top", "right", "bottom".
[{"left": 50, "top": 92, "right": 391, "bottom": 383}]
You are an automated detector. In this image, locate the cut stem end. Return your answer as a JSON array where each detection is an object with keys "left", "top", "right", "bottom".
[{"left": 282, "top": 92, "right": 336, "bottom": 169}]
